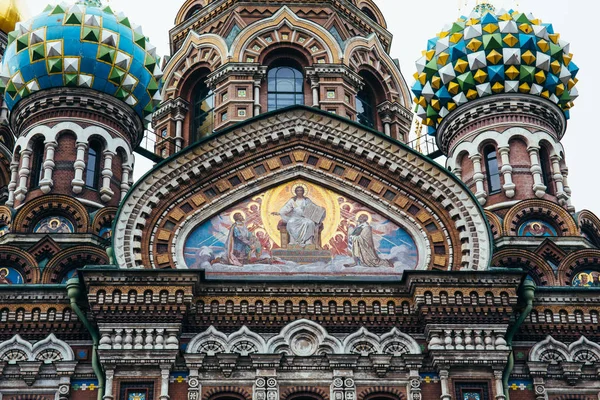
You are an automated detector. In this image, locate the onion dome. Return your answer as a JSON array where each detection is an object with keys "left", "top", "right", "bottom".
[
  {"left": 0, "top": 0, "right": 163, "bottom": 123},
  {"left": 0, "top": 0, "right": 27, "bottom": 35},
  {"left": 412, "top": 5, "right": 579, "bottom": 135}
]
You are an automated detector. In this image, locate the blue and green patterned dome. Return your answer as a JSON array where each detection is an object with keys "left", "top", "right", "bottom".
[
  {"left": 412, "top": 5, "right": 579, "bottom": 135},
  {"left": 0, "top": 0, "right": 162, "bottom": 122}
]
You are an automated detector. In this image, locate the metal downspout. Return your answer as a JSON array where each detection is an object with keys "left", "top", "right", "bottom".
[
  {"left": 503, "top": 278, "right": 536, "bottom": 400},
  {"left": 67, "top": 279, "right": 105, "bottom": 400}
]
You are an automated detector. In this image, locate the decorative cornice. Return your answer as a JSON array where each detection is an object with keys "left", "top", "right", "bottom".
[
  {"left": 152, "top": 97, "right": 190, "bottom": 123},
  {"left": 436, "top": 94, "right": 567, "bottom": 156},
  {"left": 10, "top": 88, "right": 145, "bottom": 147},
  {"left": 205, "top": 63, "right": 268, "bottom": 88},
  {"left": 305, "top": 64, "right": 363, "bottom": 88}
]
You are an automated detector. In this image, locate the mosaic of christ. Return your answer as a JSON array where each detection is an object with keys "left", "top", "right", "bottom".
[{"left": 183, "top": 180, "right": 418, "bottom": 277}]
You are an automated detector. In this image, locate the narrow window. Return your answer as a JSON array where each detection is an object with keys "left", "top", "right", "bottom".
[
  {"left": 30, "top": 140, "right": 45, "bottom": 188},
  {"left": 267, "top": 65, "right": 304, "bottom": 111},
  {"left": 484, "top": 146, "right": 501, "bottom": 193},
  {"left": 356, "top": 87, "right": 375, "bottom": 128},
  {"left": 85, "top": 141, "right": 102, "bottom": 189},
  {"left": 539, "top": 146, "right": 555, "bottom": 195},
  {"left": 192, "top": 80, "right": 215, "bottom": 143}
]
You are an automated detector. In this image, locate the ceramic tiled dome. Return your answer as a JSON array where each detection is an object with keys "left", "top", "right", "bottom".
[
  {"left": 0, "top": 0, "right": 162, "bottom": 122},
  {"left": 412, "top": 4, "right": 579, "bottom": 135}
]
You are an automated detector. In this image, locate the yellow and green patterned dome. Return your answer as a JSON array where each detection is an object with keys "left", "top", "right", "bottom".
[
  {"left": 0, "top": 0, "right": 162, "bottom": 123},
  {"left": 412, "top": 4, "right": 579, "bottom": 135}
]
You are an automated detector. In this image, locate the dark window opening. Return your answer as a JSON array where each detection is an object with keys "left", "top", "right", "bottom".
[
  {"left": 539, "top": 146, "right": 555, "bottom": 195},
  {"left": 30, "top": 140, "right": 45, "bottom": 189},
  {"left": 484, "top": 146, "right": 501, "bottom": 194},
  {"left": 85, "top": 141, "right": 102, "bottom": 189},
  {"left": 356, "top": 87, "right": 376, "bottom": 128},
  {"left": 361, "top": 7, "right": 378, "bottom": 23},
  {"left": 267, "top": 64, "right": 304, "bottom": 112},
  {"left": 192, "top": 79, "right": 215, "bottom": 143}
]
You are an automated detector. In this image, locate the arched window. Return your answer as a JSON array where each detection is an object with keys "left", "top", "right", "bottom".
[
  {"left": 361, "top": 7, "right": 378, "bottom": 23},
  {"left": 267, "top": 64, "right": 304, "bottom": 112},
  {"left": 30, "top": 139, "right": 45, "bottom": 188},
  {"left": 191, "top": 80, "right": 215, "bottom": 143},
  {"left": 85, "top": 141, "right": 102, "bottom": 189},
  {"left": 539, "top": 146, "right": 555, "bottom": 195},
  {"left": 484, "top": 146, "right": 501, "bottom": 193},
  {"left": 356, "top": 87, "right": 375, "bottom": 128}
]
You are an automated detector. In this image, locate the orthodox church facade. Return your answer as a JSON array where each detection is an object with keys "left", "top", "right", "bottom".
[{"left": 0, "top": 1, "right": 597, "bottom": 400}]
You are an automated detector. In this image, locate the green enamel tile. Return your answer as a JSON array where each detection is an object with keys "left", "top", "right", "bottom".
[
  {"left": 114, "top": 87, "right": 128, "bottom": 99},
  {"left": 47, "top": 58, "right": 63, "bottom": 74},
  {"left": 64, "top": 12, "right": 82, "bottom": 25},
  {"left": 118, "top": 16, "right": 131, "bottom": 28},
  {"left": 109, "top": 68, "right": 125, "bottom": 85},
  {"left": 64, "top": 73, "right": 78, "bottom": 87},
  {"left": 133, "top": 32, "right": 146, "bottom": 49},
  {"left": 16, "top": 35, "right": 29, "bottom": 53},
  {"left": 5, "top": 81, "right": 17, "bottom": 98},
  {"left": 146, "top": 78, "right": 159, "bottom": 96},
  {"left": 144, "top": 53, "right": 156, "bottom": 71},
  {"left": 30, "top": 44, "right": 45, "bottom": 62},
  {"left": 97, "top": 45, "right": 115, "bottom": 63},
  {"left": 82, "top": 27, "right": 100, "bottom": 42},
  {"left": 50, "top": 4, "right": 67, "bottom": 15}
]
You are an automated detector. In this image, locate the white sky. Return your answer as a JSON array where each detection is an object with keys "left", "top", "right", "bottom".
[{"left": 20, "top": 0, "right": 600, "bottom": 216}]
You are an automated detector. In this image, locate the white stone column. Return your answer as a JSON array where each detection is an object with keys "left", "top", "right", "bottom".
[
  {"left": 439, "top": 369, "right": 452, "bottom": 400},
  {"left": 71, "top": 142, "right": 88, "bottom": 194},
  {"left": 160, "top": 366, "right": 170, "bottom": 400},
  {"left": 383, "top": 121, "right": 391, "bottom": 136},
  {"left": 99, "top": 150, "right": 115, "bottom": 203},
  {"left": 14, "top": 149, "right": 32, "bottom": 202},
  {"left": 528, "top": 145, "right": 546, "bottom": 198},
  {"left": 452, "top": 165, "right": 462, "bottom": 180},
  {"left": 103, "top": 367, "right": 115, "bottom": 400},
  {"left": 498, "top": 146, "right": 516, "bottom": 198},
  {"left": 310, "top": 78, "right": 320, "bottom": 108},
  {"left": 121, "top": 165, "right": 132, "bottom": 202},
  {"left": 493, "top": 369, "right": 506, "bottom": 400},
  {"left": 39, "top": 141, "right": 57, "bottom": 194},
  {"left": 470, "top": 154, "right": 487, "bottom": 205},
  {"left": 550, "top": 155, "right": 568, "bottom": 205},
  {"left": 174, "top": 116, "right": 184, "bottom": 152},
  {"left": 0, "top": 100, "right": 9, "bottom": 121},
  {"left": 409, "top": 369, "right": 422, "bottom": 400},
  {"left": 253, "top": 80, "right": 262, "bottom": 116},
  {"left": 561, "top": 166, "right": 575, "bottom": 212},
  {"left": 6, "top": 158, "right": 20, "bottom": 206}
]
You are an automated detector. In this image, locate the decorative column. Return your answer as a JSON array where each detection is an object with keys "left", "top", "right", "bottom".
[
  {"left": 469, "top": 153, "right": 487, "bottom": 205},
  {"left": 550, "top": 154, "right": 568, "bottom": 205},
  {"left": 492, "top": 368, "right": 506, "bottom": 400},
  {"left": 99, "top": 150, "right": 115, "bottom": 203},
  {"left": 160, "top": 366, "right": 171, "bottom": 400},
  {"left": 408, "top": 370, "right": 422, "bottom": 400},
  {"left": 187, "top": 369, "right": 201, "bottom": 400},
  {"left": 14, "top": 148, "right": 32, "bottom": 201},
  {"left": 452, "top": 165, "right": 462, "bottom": 180},
  {"left": 6, "top": 158, "right": 20, "bottom": 206},
  {"left": 174, "top": 115, "right": 184, "bottom": 152},
  {"left": 121, "top": 164, "right": 132, "bottom": 201},
  {"left": 439, "top": 369, "right": 452, "bottom": 400},
  {"left": 561, "top": 166, "right": 575, "bottom": 212},
  {"left": 0, "top": 100, "right": 8, "bottom": 121},
  {"left": 331, "top": 377, "right": 355, "bottom": 400},
  {"left": 532, "top": 377, "right": 547, "bottom": 400},
  {"left": 71, "top": 142, "right": 88, "bottom": 194},
  {"left": 527, "top": 146, "right": 546, "bottom": 198},
  {"left": 497, "top": 146, "right": 516, "bottom": 198},
  {"left": 39, "top": 140, "right": 58, "bottom": 194},
  {"left": 310, "top": 76, "right": 320, "bottom": 108},
  {"left": 103, "top": 367, "right": 115, "bottom": 400},
  {"left": 253, "top": 79, "right": 262, "bottom": 117}
]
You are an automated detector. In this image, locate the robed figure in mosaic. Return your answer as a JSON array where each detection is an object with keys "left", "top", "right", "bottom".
[
  {"left": 345, "top": 214, "right": 392, "bottom": 268},
  {"left": 273, "top": 185, "right": 325, "bottom": 247},
  {"left": 225, "top": 213, "right": 262, "bottom": 266}
]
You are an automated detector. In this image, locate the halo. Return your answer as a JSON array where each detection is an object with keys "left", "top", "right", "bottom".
[
  {"left": 49, "top": 217, "right": 61, "bottom": 227},
  {"left": 229, "top": 210, "right": 247, "bottom": 223},
  {"left": 530, "top": 222, "right": 542, "bottom": 231},
  {"left": 291, "top": 183, "right": 309, "bottom": 196},
  {"left": 0, "top": 268, "right": 8, "bottom": 275},
  {"left": 247, "top": 201, "right": 261, "bottom": 211},
  {"left": 356, "top": 211, "right": 373, "bottom": 224},
  {"left": 340, "top": 202, "right": 354, "bottom": 213}
]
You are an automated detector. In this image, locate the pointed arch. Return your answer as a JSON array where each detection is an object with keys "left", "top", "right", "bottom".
[
  {"left": 230, "top": 7, "right": 342, "bottom": 64},
  {"left": 529, "top": 336, "right": 571, "bottom": 363},
  {"left": 266, "top": 318, "right": 342, "bottom": 355},
  {"left": 186, "top": 326, "right": 228, "bottom": 355}
]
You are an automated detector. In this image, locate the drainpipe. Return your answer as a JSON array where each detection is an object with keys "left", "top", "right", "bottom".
[
  {"left": 67, "top": 279, "right": 105, "bottom": 400},
  {"left": 503, "top": 278, "right": 536, "bottom": 400}
]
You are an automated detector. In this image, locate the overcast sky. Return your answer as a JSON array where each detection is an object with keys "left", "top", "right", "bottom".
[{"left": 20, "top": 0, "right": 600, "bottom": 216}]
